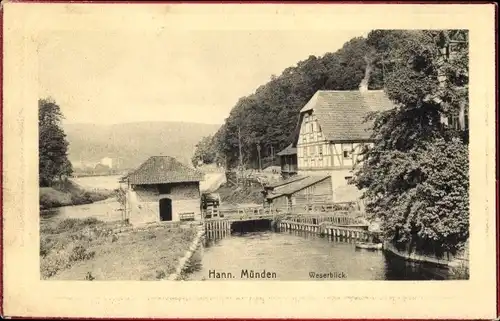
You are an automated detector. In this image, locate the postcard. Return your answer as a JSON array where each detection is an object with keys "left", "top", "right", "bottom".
[{"left": 1, "top": 2, "right": 497, "bottom": 319}]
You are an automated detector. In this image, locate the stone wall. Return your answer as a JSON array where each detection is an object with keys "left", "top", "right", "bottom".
[
  {"left": 383, "top": 240, "right": 470, "bottom": 268},
  {"left": 127, "top": 182, "right": 201, "bottom": 226}
]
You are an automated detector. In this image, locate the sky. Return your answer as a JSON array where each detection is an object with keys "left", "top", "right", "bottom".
[{"left": 38, "top": 29, "right": 370, "bottom": 125}]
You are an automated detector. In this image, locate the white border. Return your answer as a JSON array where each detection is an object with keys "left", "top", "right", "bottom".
[{"left": 2, "top": 3, "right": 497, "bottom": 318}]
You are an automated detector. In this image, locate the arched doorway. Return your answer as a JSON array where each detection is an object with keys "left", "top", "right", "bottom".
[{"left": 159, "top": 198, "right": 172, "bottom": 221}]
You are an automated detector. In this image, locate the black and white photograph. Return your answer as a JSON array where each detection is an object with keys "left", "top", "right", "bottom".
[
  {"left": 37, "top": 25, "right": 471, "bottom": 281},
  {"left": 2, "top": 2, "right": 497, "bottom": 319}
]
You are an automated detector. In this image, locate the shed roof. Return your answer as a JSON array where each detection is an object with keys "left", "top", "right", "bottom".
[
  {"left": 276, "top": 144, "right": 297, "bottom": 156},
  {"left": 264, "top": 175, "right": 308, "bottom": 190},
  {"left": 266, "top": 175, "right": 331, "bottom": 200},
  {"left": 126, "top": 156, "right": 204, "bottom": 185},
  {"left": 298, "top": 90, "right": 396, "bottom": 142}
]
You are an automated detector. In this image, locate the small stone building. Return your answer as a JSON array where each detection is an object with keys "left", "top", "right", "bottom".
[{"left": 124, "top": 156, "right": 204, "bottom": 225}]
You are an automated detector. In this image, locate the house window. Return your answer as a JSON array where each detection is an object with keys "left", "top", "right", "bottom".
[
  {"left": 318, "top": 145, "right": 323, "bottom": 156},
  {"left": 343, "top": 150, "right": 351, "bottom": 159}
]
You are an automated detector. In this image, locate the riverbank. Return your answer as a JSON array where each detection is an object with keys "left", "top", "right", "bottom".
[
  {"left": 40, "top": 180, "right": 114, "bottom": 210},
  {"left": 382, "top": 241, "right": 469, "bottom": 279},
  {"left": 168, "top": 226, "right": 205, "bottom": 280},
  {"left": 40, "top": 218, "right": 199, "bottom": 280}
]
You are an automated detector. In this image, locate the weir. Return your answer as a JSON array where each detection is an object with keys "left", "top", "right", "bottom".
[{"left": 202, "top": 204, "right": 373, "bottom": 241}]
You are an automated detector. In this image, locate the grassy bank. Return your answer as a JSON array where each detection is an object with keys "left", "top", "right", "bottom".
[
  {"left": 40, "top": 180, "right": 114, "bottom": 210},
  {"left": 40, "top": 218, "right": 198, "bottom": 280}
]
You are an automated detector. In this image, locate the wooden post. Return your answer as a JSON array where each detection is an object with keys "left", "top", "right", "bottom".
[{"left": 257, "top": 144, "right": 262, "bottom": 172}]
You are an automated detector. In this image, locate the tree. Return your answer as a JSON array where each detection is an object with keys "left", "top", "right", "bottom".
[
  {"left": 353, "top": 30, "right": 469, "bottom": 255},
  {"left": 213, "top": 36, "right": 383, "bottom": 168},
  {"left": 191, "top": 135, "right": 217, "bottom": 166},
  {"left": 39, "top": 98, "right": 73, "bottom": 187}
]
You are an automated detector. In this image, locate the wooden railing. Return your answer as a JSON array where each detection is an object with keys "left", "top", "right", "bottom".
[
  {"left": 269, "top": 202, "right": 360, "bottom": 215},
  {"left": 203, "top": 202, "right": 366, "bottom": 223},
  {"left": 279, "top": 220, "right": 372, "bottom": 241},
  {"left": 206, "top": 206, "right": 274, "bottom": 219},
  {"left": 283, "top": 214, "right": 364, "bottom": 226}
]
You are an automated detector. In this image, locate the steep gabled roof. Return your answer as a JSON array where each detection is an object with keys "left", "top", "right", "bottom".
[
  {"left": 297, "top": 90, "right": 396, "bottom": 143},
  {"left": 126, "top": 156, "right": 204, "bottom": 185}
]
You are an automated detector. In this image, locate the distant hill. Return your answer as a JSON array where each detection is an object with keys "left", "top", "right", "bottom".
[{"left": 64, "top": 121, "right": 221, "bottom": 170}]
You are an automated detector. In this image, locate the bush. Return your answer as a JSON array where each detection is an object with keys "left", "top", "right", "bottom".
[
  {"left": 69, "top": 245, "right": 95, "bottom": 262},
  {"left": 56, "top": 218, "right": 100, "bottom": 233},
  {"left": 356, "top": 137, "right": 469, "bottom": 255},
  {"left": 39, "top": 187, "right": 72, "bottom": 209},
  {"left": 40, "top": 180, "right": 113, "bottom": 210}
]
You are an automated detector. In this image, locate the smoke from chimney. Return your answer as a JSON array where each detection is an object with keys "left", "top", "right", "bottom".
[{"left": 359, "top": 55, "right": 373, "bottom": 93}]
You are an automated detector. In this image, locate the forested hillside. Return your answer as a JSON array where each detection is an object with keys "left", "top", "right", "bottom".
[{"left": 208, "top": 35, "right": 389, "bottom": 168}]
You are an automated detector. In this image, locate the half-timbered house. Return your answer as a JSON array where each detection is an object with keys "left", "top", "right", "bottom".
[{"left": 276, "top": 89, "right": 396, "bottom": 204}]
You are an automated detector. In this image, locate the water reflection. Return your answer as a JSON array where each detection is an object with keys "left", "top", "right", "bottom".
[
  {"left": 40, "top": 198, "right": 123, "bottom": 224},
  {"left": 186, "top": 221, "right": 453, "bottom": 281}
]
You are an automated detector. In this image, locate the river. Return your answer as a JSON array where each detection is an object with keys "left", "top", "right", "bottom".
[
  {"left": 184, "top": 226, "right": 453, "bottom": 281},
  {"left": 41, "top": 173, "right": 226, "bottom": 224},
  {"left": 41, "top": 175, "right": 455, "bottom": 281}
]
